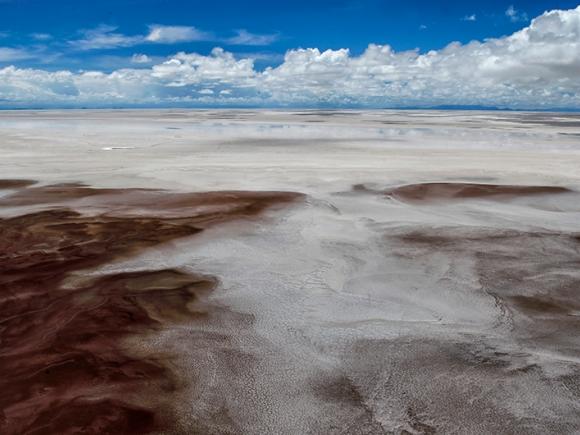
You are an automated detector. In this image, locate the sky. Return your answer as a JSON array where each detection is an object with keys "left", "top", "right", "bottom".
[{"left": 0, "top": 0, "right": 579, "bottom": 109}]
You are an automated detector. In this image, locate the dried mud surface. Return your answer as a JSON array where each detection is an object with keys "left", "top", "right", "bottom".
[
  {"left": 1, "top": 111, "right": 580, "bottom": 434},
  {"left": 0, "top": 180, "right": 302, "bottom": 435},
  {"left": 354, "top": 182, "right": 572, "bottom": 203}
]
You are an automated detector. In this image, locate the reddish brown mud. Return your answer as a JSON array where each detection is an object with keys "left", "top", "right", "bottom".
[
  {"left": 389, "top": 226, "right": 580, "bottom": 352},
  {"left": 354, "top": 182, "right": 572, "bottom": 203},
  {"left": 0, "top": 180, "right": 302, "bottom": 435},
  {"left": 0, "top": 180, "right": 36, "bottom": 189}
]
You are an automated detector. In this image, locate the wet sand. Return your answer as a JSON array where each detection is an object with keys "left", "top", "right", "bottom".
[{"left": 0, "top": 110, "right": 580, "bottom": 434}]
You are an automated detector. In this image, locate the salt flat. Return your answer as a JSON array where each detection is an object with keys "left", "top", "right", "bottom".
[{"left": 1, "top": 110, "right": 580, "bottom": 434}]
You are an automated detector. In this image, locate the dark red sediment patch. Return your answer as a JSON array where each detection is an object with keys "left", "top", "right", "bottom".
[
  {"left": 24, "top": 399, "right": 157, "bottom": 435},
  {"left": 337, "top": 182, "right": 580, "bottom": 431},
  {"left": 0, "top": 181, "right": 303, "bottom": 434},
  {"left": 509, "top": 295, "right": 569, "bottom": 315},
  {"left": 0, "top": 182, "right": 155, "bottom": 207},
  {"left": 0, "top": 181, "right": 301, "bottom": 220},
  {"left": 0, "top": 179, "right": 36, "bottom": 189},
  {"left": 389, "top": 226, "right": 580, "bottom": 352},
  {"left": 388, "top": 182, "right": 572, "bottom": 202},
  {"left": 354, "top": 182, "right": 573, "bottom": 203}
]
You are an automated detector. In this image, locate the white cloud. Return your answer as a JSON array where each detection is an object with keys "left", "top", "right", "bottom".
[
  {"left": 30, "top": 33, "right": 52, "bottom": 41},
  {"left": 150, "top": 48, "right": 256, "bottom": 86},
  {"left": 69, "top": 25, "right": 143, "bottom": 50},
  {"left": 506, "top": 5, "right": 528, "bottom": 23},
  {"left": 0, "top": 47, "right": 34, "bottom": 62},
  {"left": 462, "top": 14, "right": 477, "bottom": 22},
  {"left": 419, "top": 24, "right": 428, "bottom": 30},
  {"left": 145, "top": 25, "right": 212, "bottom": 43},
  {"left": 225, "top": 29, "right": 279, "bottom": 46},
  {"left": 1, "top": 6, "right": 579, "bottom": 108},
  {"left": 66, "top": 24, "right": 273, "bottom": 51},
  {"left": 69, "top": 24, "right": 214, "bottom": 50},
  {"left": 131, "top": 53, "right": 152, "bottom": 64}
]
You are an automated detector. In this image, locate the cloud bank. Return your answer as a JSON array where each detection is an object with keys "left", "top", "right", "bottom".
[{"left": 1, "top": 6, "right": 579, "bottom": 108}]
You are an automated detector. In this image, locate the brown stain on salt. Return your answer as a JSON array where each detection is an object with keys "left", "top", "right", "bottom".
[
  {"left": 0, "top": 180, "right": 303, "bottom": 434},
  {"left": 390, "top": 226, "right": 580, "bottom": 352},
  {"left": 354, "top": 182, "right": 572, "bottom": 203},
  {"left": 0, "top": 179, "right": 37, "bottom": 189},
  {"left": 509, "top": 295, "right": 570, "bottom": 315}
]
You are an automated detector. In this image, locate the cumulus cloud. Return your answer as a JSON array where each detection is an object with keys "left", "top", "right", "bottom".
[
  {"left": 1, "top": 6, "right": 580, "bottom": 108},
  {"left": 225, "top": 29, "right": 279, "bottom": 46},
  {"left": 145, "top": 25, "right": 213, "bottom": 43},
  {"left": 462, "top": 14, "right": 477, "bottom": 22},
  {"left": 150, "top": 48, "right": 256, "bottom": 87}
]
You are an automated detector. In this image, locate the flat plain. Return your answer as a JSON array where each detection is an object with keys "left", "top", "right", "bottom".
[{"left": 1, "top": 110, "right": 580, "bottom": 434}]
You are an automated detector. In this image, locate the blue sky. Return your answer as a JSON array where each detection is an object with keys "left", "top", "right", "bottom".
[
  {"left": 2, "top": 0, "right": 578, "bottom": 70},
  {"left": 0, "top": 0, "right": 579, "bottom": 108}
]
